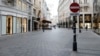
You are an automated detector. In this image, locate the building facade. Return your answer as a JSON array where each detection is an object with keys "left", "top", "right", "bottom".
[
  {"left": 0, "top": 0, "right": 33, "bottom": 35},
  {"left": 41, "top": 0, "right": 50, "bottom": 20},
  {"left": 93, "top": 0, "right": 100, "bottom": 34},
  {"left": 58, "top": 0, "right": 100, "bottom": 29},
  {"left": 58, "top": 0, "right": 72, "bottom": 28},
  {"left": 32, "top": 0, "right": 42, "bottom": 30},
  {"left": 41, "top": 0, "right": 51, "bottom": 29}
]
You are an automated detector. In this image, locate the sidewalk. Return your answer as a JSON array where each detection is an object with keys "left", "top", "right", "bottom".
[
  {"left": 71, "top": 30, "right": 100, "bottom": 56},
  {"left": 94, "top": 29, "right": 100, "bottom": 35}
]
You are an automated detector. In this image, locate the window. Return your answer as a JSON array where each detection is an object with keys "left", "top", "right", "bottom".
[
  {"left": 84, "top": 7, "right": 88, "bottom": 12},
  {"left": 34, "top": 9, "right": 36, "bottom": 16},
  {"left": 79, "top": 0, "right": 82, "bottom": 4},
  {"left": 84, "top": 0, "right": 87, "bottom": 4},
  {"left": 80, "top": 8, "right": 82, "bottom": 12},
  {"left": 16, "top": 0, "right": 22, "bottom": 10},
  {"left": 2, "top": 0, "right": 15, "bottom": 6},
  {"left": 22, "top": 2, "right": 27, "bottom": 11},
  {"left": 29, "top": 0, "right": 31, "bottom": 2}
]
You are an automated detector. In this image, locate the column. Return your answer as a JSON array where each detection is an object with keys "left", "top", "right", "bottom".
[
  {"left": 1, "top": 16, "right": 6, "bottom": 34},
  {"left": 13, "top": 17, "right": 17, "bottom": 33},
  {"left": 83, "top": 14, "right": 85, "bottom": 29},
  {"left": 67, "top": 18, "right": 69, "bottom": 28},
  {"left": 30, "top": 17, "right": 32, "bottom": 32},
  {"left": 0, "top": 11, "right": 1, "bottom": 35},
  {"left": 77, "top": 15, "right": 79, "bottom": 28},
  {"left": 91, "top": 14, "right": 94, "bottom": 30}
]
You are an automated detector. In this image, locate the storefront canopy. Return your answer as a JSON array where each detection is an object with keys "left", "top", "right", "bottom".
[{"left": 42, "top": 20, "right": 52, "bottom": 23}]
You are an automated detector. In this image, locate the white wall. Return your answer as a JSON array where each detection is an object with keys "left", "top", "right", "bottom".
[{"left": 1, "top": 16, "right": 6, "bottom": 34}]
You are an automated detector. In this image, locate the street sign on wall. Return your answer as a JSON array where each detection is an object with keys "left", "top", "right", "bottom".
[{"left": 70, "top": 2, "right": 80, "bottom": 13}]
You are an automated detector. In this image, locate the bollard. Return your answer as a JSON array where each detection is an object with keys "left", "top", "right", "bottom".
[
  {"left": 73, "top": 34, "right": 77, "bottom": 51},
  {"left": 79, "top": 29, "right": 81, "bottom": 33}
]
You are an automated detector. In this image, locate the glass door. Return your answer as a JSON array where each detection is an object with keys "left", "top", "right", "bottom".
[{"left": 6, "top": 16, "right": 13, "bottom": 35}]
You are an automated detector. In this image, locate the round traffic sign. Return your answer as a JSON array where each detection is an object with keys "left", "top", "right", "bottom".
[{"left": 70, "top": 3, "right": 80, "bottom": 13}]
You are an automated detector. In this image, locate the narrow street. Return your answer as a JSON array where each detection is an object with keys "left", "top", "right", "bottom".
[
  {"left": 0, "top": 28, "right": 73, "bottom": 56},
  {"left": 0, "top": 28, "right": 100, "bottom": 56}
]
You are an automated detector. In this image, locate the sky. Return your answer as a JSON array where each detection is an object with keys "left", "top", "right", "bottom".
[{"left": 45, "top": 0, "right": 59, "bottom": 18}]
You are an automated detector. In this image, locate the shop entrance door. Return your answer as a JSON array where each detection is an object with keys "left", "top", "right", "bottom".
[{"left": 6, "top": 16, "right": 13, "bottom": 35}]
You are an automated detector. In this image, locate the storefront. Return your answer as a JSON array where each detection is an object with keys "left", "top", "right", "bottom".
[
  {"left": 79, "top": 14, "right": 92, "bottom": 28},
  {"left": 22, "top": 18, "right": 27, "bottom": 32},
  {"left": 0, "top": 8, "right": 28, "bottom": 36},
  {"left": 6, "top": 16, "right": 13, "bottom": 35}
]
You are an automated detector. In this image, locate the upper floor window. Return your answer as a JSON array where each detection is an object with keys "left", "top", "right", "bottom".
[
  {"left": 84, "top": 0, "right": 87, "bottom": 4},
  {"left": 84, "top": 7, "right": 88, "bottom": 12},
  {"left": 22, "top": 2, "right": 27, "bottom": 11},
  {"left": 29, "top": 0, "right": 31, "bottom": 2},
  {"left": 2, "top": 0, "right": 15, "bottom": 6},
  {"left": 80, "top": 8, "right": 82, "bottom": 12},
  {"left": 16, "top": 0, "right": 22, "bottom": 10},
  {"left": 79, "top": 0, "right": 82, "bottom": 4}
]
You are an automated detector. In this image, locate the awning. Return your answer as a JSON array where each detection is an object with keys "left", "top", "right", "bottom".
[{"left": 42, "top": 20, "right": 52, "bottom": 23}]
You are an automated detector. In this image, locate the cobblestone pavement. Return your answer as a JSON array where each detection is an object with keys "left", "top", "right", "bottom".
[
  {"left": 0, "top": 28, "right": 100, "bottom": 56},
  {"left": 76, "top": 30, "right": 100, "bottom": 56},
  {"left": 0, "top": 28, "right": 73, "bottom": 56}
]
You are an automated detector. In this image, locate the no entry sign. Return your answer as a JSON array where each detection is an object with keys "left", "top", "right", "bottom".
[{"left": 70, "top": 3, "right": 80, "bottom": 13}]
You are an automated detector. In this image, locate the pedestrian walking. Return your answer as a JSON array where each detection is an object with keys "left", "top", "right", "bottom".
[
  {"left": 42, "top": 24, "right": 45, "bottom": 32},
  {"left": 79, "top": 29, "right": 81, "bottom": 33}
]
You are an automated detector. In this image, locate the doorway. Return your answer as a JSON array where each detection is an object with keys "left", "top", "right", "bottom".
[
  {"left": 6, "top": 16, "right": 13, "bottom": 35},
  {"left": 22, "top": 18, "right": 27, "bottom": 32},
  {"left": 34, "top": 22, "right": 38, "bottom": 30}
]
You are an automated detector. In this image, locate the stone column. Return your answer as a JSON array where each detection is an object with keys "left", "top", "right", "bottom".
[
  {"left": 0, "top": 10, "right": 1, "bottom": 36},
  {"left": 83, "top": 14, "right": 85, "bottom": 29},
  {"left": 77, "top": 15, "right": 79, "bottom": 28},
  {"left": 91, "top": 14, "right": 94, "bottom": 30}
]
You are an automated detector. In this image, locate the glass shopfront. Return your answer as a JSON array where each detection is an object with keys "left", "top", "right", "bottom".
[
  {"left": 6, "top": 16, "right": 13, "bottom": 35},
  {"left": 22, "top": 18, "right": 27, "bottom": 32}
]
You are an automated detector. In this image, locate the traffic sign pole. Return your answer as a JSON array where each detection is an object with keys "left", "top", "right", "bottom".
[
  {"left": 73, "top": 16, "right": 77, "bottom": 51},
  {"left": 70, "top": 2, "right": 80, "bottom": 51}
]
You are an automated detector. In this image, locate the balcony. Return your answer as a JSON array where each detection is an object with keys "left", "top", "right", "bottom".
[{"left": 79, "top": 3, "right": 89, "bottom": 7}]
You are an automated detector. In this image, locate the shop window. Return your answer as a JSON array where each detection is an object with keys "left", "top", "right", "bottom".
[
  {"left": 28, "top": 19, "right": 31, "bottom": 31},
  {"left": 6, "top": 16, "right": 13, "bottom": 35},
  {"left": 22, "top": 18, "right": 27, "bottom": 32}
]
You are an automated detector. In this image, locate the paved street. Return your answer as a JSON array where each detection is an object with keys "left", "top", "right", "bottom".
[{"left": 0, "top": 28, "right": 100, "bottom": 56}]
